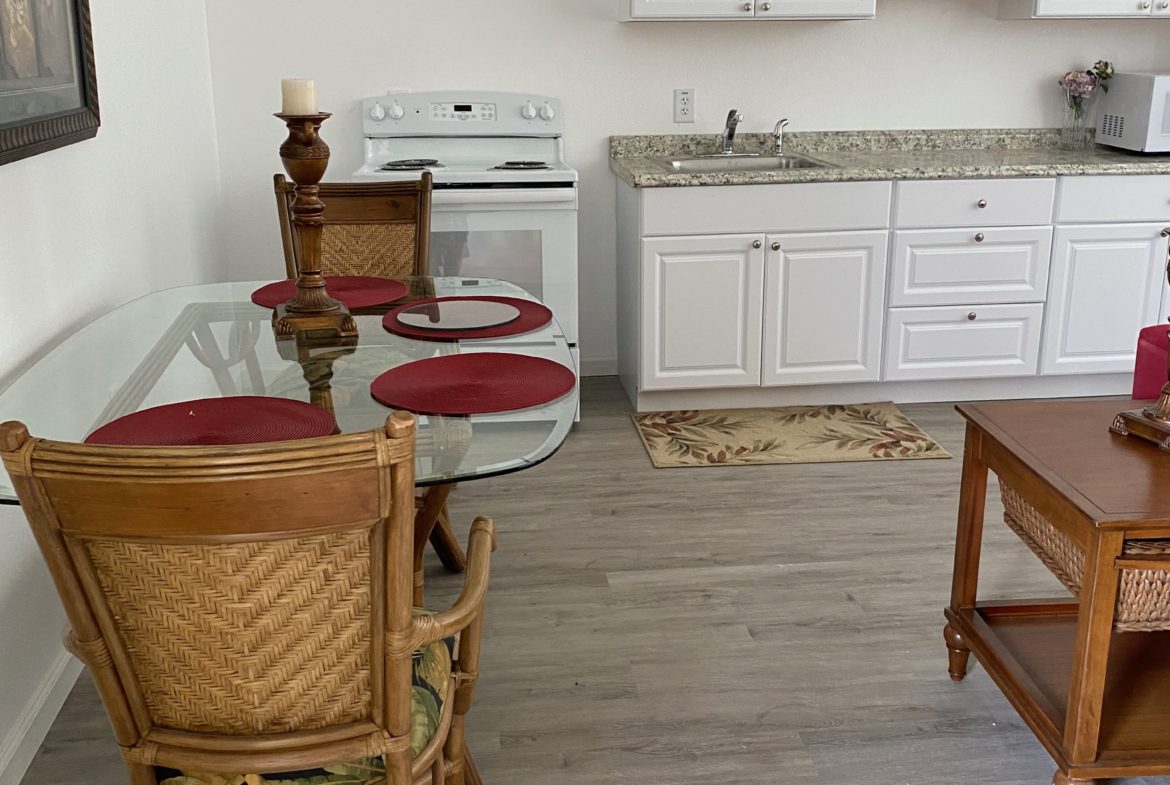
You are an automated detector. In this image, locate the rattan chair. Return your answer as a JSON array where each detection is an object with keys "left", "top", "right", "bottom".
[
  {"left": 274, "top": 173, "right": 433, "bottom": 279},
  {"left": 0, "top": 413, "right": 494, "bottom": 785}
]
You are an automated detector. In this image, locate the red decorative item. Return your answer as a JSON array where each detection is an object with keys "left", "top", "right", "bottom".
[
  {"left": 1133, "top": 324, "right": 1170, "bottom": 399},
  {"left": 85, "top": 397, "right": 337, "bottom": 446},
  {"left": 383, "top": 296, "right": 553, "bottom": 341},
  {"left": 251, "top": 276, "right": 408, "bottom": 311},
  {"left": 370, "top": 353, "right": 575, "bottom": 416}
]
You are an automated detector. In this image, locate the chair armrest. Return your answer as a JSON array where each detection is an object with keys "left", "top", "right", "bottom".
[{"left": 412, "top": 517, "right": 496, "bottom": 646}]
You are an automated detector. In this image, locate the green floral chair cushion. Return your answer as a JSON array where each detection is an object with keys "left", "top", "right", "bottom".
[{"left": 156, "top": 619, "right": 454, "bottom": 785}]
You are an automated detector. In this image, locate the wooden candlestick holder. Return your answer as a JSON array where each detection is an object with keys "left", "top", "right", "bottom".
[{"left": 272, "top": 112, "right": 357, "bottom": 341}]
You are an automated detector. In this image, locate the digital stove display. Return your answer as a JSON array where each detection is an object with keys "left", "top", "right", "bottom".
[{"left": 430, "top": 102, "right": 497, "bottom": 121}]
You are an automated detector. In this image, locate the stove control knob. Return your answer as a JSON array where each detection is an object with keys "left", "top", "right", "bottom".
[
  {"left": 387, "top": 102, "right": 406, "bottom": 120},
  {"left": 521, "top": 101, "right": 538, "bottom": 120},
  {"left": 540, "top": 102, "right": 556, "bottom": 121},
  {"left": 369, "top": 102, "right": 387, "bottom": 121}
]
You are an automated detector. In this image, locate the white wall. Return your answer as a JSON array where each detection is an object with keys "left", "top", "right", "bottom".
[
  {"left": 0, "top": 2, "right": 223, "bottom": 782},
  {"left": 204, "top": 0, "right": 1167, "bottom": 374}
]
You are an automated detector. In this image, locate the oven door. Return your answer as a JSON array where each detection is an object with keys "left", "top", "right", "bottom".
[{"left": 429, "top": 188, "right": 579, "bottom": 346}]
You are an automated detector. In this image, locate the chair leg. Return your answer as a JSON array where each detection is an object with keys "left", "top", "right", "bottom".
[
  {"left": 443, "top": 715, "right": 467, "bottom": 785},
  {"left": 125, "top": 761, "right": 157, "bottom": 785},
  {"left": 462, "top": 747, "right": 483, "bottom": 785},
  {"left": 431, "top": 752, "right": 446, "bottom": 785}
]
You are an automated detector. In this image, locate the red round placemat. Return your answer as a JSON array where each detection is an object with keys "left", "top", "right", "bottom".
[
  {"left": 382, "top": 296, "right": 553, "bottom": 341},
  {"left": 370, "top": 353, "right": 575, "bottom": 416},
  {"left": 85, "top": 397, "right": 337, "bottom": 446},
  {"left": 251, "top": 276, "right": 408, "bottom": 310}
]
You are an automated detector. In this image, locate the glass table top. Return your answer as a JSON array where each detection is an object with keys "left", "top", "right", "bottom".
[{"left": 0, "top": 277, "right": 578, "bottom": 502}]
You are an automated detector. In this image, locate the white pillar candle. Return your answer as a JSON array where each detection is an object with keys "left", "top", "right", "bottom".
[{"left": 281, "top": 78, "right": 317, "bottom": 114}]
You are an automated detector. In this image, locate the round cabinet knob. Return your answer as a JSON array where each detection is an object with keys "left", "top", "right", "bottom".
[
  {"left": 975, "top": 233, "right": 986, "bottom": 243},
  {"left": 521, "top": 101, "right": 538, "bottom": 120},
  {"left": 743, "top": 2, "right": 753, "bottom": 10},
  {"left": 752, "top": 240, "right": 763, "bottom": 249},
  {"left": 387, "top": 102, "right": 405, "bottom": 120},
  {"left": 762, "top": 1, "right": 772, "bottom": 8},
  {"left": 369, "top": 102, "right": 387, "bottom": 121},
  {"left": 968, "top": 313, "right": 978, "bottom": 321},
  {"left": 1141, "top": 1, "right": 1151, "bottom": 8},
  {"left": 977, "top": 199, "right": 988, "bottom": 209},
  {"left": 1161, "top": 1, "right": 1169, "bottom": 8},
  {"left": 771, "top": 242, "right": 782, "bottom": 251},
  {"left": 540, "top": 102, "right": 556, "bottom": 121}
]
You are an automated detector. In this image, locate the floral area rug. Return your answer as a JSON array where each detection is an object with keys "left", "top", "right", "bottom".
[{"left": 632, "top": 402, "right": 951, "bottom": 468}]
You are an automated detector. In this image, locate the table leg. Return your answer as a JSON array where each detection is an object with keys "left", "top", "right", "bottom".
[
  {"left": 1063, "top": 530, "right": 1125, "bottom": 766},
  {"left": 413, "top": 484, "right": 469, "bottom": 605},
  {"left": 945, "top": 424, "right": 988, "bottom": 681},
  {"left": 430, "top": 502, "right": 468, "bottom": 573}
]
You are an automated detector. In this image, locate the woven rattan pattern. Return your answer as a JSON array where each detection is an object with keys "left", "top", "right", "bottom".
[
  {"left": 85, "top": 530, "right": 372, "bottom": 734},
  {"left": 322, "top": 224, "right": 417, "bottom": 278},
  {"left": 1000, "top": 480, "right": 1170, "bottom": 632}
]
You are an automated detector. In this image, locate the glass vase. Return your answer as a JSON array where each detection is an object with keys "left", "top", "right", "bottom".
[{"left": 1059, "top": 90, "right": 1093, "bottom": 151}]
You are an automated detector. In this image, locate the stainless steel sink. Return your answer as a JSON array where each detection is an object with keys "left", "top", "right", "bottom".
[{"left": 655, "top": 154, "right": 833, "bottom": 174}]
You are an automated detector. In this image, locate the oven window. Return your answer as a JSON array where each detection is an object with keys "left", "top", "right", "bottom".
[{"left": 430, "top": 230, "right": 544, "bottom": 299}]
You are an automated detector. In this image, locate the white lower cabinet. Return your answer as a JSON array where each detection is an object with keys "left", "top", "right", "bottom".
[
  {"left": 762, "top": 230, "right": 888, "bottom": 385},
  {"left": 640, "top": 234, "right": 765, "bottom": 390},
  {"left": 890, "top": 227, "right": 1052, "bottom": 307},
  {"left": 1041, "top": 223, "right": 1168, "bottom": 376},
  {"left": 885, "top": 304, "right": 1044, "bottom": 381},
  {"left": 628, "top": 0, "right": 749, "bottom": 17}
]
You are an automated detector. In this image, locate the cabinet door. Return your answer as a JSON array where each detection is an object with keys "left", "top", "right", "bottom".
[
  {"left": 1031, "top": 0, "right": 1152, "bottom": 15},
  {"left": 629, "top": 0, "right": 755, "bottom": 17},
  {"left": 754, "top": 0, "right": 875, "bottom": 17},
  {"left": 762, "top": 231, "right": 888, "bottom": 386},
  {"left": 641, "top": 235, "right": 765, "bottom": 391},
  {"left": 1041, "top": 224, "right": 1168, "bottom": 376}
]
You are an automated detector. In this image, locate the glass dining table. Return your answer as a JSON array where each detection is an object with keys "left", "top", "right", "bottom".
[{"left": 0, "top": 276, "right": 578, "bottom": 591}]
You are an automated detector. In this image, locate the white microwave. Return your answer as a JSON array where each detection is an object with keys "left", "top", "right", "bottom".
[{"left": 1096, "top": 72, "right": 1170, "bottom": 154}]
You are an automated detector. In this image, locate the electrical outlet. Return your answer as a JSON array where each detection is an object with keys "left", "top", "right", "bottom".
[{"left": 674, "top": 88, "right": 695, "bottom": 124}]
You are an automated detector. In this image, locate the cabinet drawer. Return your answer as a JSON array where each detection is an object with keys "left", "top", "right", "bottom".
[
  {"left": 1057, "top": 176, "right": 1170, "bottom": 224},
  {"left": 889, "top": 227, "right": 1052, "bottom": 307},
  {"left": 895, "top": 179, "right": 1056, "bottom": 228},
  {"left": 884, "top": 303, "right": 1043, "bottom": 381},
  {"left": 642, "top": 181, "right": 892, "bottom": 236}
]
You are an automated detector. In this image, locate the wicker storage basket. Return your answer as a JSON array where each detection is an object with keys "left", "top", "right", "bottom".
[{"left": 1000, "top": 480, "right": 1170, "bottom": 632}]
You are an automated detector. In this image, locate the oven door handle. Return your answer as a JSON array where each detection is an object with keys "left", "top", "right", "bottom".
[{"left": 432, "top": 188, "right": 577, "bottom": 206}]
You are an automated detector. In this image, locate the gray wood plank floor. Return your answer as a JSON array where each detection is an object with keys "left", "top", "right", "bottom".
[{"left": 20, "top": 378, "right": 1161, "bottom": 785}]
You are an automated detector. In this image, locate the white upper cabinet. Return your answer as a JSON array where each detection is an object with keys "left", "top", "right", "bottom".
[
  {"left": 628, "top": 0, "right": 755, "bottom": 17},
  {"left": 624, "top": 0, "right": 875, "bottom": 19},
  {"left": 999, "top": 0, "right": 1164, "bottom": 17},
  {"left": 755, "top": 0, "right": 876, "bottom": 17}
]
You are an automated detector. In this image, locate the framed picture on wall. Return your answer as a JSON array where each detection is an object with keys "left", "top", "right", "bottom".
[{"left": 0, "top": 0, "right": 98, "bottom": 166}]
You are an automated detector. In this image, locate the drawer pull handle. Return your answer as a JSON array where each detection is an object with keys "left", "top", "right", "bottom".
[
  {"left": 977, "top": 199, "right": 988, "bottom": 209},
  {"left": 771, "top": 242, "right": 782, "bottom": 251},
  {"left": 975, "top": 233, "right": 985, "bottom": 243},
  {"left": 752, "top": 240, "right": 762, "bottom": 249},
  {"left": 968, "top": 313, "right": 978, "bottom": 321}
]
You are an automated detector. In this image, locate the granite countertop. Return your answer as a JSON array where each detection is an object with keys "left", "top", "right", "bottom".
[{"left": 609, "top": 129, "right": 1170, "bottom": 187}]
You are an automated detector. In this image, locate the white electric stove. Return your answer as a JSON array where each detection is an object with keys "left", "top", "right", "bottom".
[{"left": 354, "top": 91, "right": 580, "bottom": 372}]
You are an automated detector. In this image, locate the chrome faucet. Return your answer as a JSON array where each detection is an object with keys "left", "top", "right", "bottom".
[
  {"left": 720, "top": 109, "right": 743, "bottom": 155},
  {"left": 772, "top": 118, "right": 790, "bottom": 156}
]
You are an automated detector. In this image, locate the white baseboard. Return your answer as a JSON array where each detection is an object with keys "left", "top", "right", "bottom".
[
  {"left": 0, "top": 651, "right": 82, "bottom": 785},
  {"left": 579, "top": 356, "right": 617, "bottom": 377}
]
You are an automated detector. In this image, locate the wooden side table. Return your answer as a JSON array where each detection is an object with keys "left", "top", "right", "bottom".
[{"left": 945, "top": 400, "right": 1170, "bottom": 785}]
